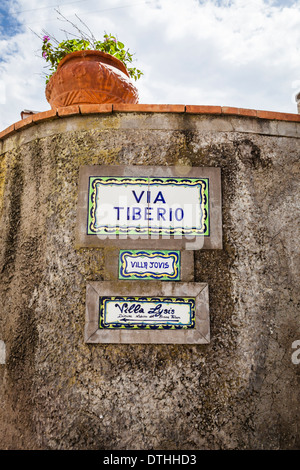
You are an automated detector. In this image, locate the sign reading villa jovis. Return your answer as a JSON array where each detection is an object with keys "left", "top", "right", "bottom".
[{"left": 76, "top": 165, "right": 222, "bottom": 250}]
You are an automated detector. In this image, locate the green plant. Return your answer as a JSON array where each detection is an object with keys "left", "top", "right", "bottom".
[{"left": 40, "top": 12, "right": 143, "bottom": 83}]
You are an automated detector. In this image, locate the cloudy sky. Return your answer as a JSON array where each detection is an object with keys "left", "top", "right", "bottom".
[{"left": 0, "top": 0, "right": 299, "bottom": 131}]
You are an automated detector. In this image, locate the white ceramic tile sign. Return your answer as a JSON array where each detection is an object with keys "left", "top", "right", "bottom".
[
  {"left": 87, "top": 176, "right": 209, "bottom": 238},
  {"left": 85, "top": 281, "right": 210, "bottom": 344},
  {"left": 119, "top": 250, "right": 181, "bottom": 280},
  {"left": 100, "top": 296, "right": 195, "bottom": 329}
]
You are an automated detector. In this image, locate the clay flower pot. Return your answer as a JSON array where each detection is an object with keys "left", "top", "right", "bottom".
[{"left": 45, "top": 50, "right": 139, "bottom": 109}]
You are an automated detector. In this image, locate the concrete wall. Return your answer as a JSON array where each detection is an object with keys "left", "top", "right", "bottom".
[{"left": 0, "top": 109, "right": 299, "bottom": 450}]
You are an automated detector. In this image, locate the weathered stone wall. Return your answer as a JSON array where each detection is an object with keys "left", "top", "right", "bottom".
[{"left": 0, "top": 111, "right": 299, "bottom": 450}]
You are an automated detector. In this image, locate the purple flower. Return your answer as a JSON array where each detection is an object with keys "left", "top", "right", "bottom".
[
  {"left": 42, "top": 52, "right": 47, "bottom": 58},
  {"left": 43, "top": 35, "right": 50, "bottom": 42}
]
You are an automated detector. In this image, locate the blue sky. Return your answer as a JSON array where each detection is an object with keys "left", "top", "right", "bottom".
[
  {"left": 0, "top": 0, "right": 300, "bottom": 130},
  {"left": 0, "top": 2, "right": 22, "bottom": 38}
]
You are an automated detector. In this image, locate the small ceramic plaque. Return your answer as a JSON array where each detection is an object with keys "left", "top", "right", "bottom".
[
  {"left": 118, "top": 250, "right": 181, "bottom": 280},
  {"left": 85, "top": 281, "right": 210, "bottom": 344},
  {"left": 99, "top": 296, "right": 195, "bottom": 329}
]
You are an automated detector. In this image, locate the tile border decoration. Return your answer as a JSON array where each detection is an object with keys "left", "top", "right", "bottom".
[
  {"left": 75, "top": 165, "right": 222, "bottom": 250},
  {"left": 85, "top": 281, "right": 210, "bottom": 344}
]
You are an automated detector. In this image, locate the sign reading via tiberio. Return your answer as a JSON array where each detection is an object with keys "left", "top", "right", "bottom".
[
  {"left": 88, "top": 175, "right": 209, "bottom": 236},
  {"left": 76, "top": 165, "right": 222, "bottom": 250},
  {"left": 85, "top": 281, "right": 210, "bottom": 344}
]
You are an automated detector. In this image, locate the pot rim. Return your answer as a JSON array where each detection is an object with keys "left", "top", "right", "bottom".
[{"left": 57, "top": 49, "right": 130, "bottom": 77}]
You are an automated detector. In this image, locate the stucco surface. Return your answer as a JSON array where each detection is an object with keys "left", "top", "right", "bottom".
[{"left": 0, "top": 112, "right": 299, "bottom": 449}]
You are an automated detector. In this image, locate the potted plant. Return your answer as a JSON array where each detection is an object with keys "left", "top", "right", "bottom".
[{"left": 41, "top": 15, "right": 143, "bottom": 109}]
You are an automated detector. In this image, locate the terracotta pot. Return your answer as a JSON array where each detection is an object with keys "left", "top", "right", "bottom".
[{"left": 45, "top": 50, "right": 139, "bottom": 109}]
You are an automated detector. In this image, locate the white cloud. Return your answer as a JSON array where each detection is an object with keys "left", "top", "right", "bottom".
[
  {"left": 0, "top": 80, "right": 5, "bottom": 104},
  {"left": 0, "top": 0, "right": 299, "bottom": 131}
]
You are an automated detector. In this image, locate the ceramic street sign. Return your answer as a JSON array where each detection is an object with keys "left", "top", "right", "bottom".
[
  {"left": 104, "top": 248, "right": 194, "bottom": 282},
  {"left": 118, "top": 250, "right": 181, "bottom": 280},
  {"left": 87, "top": 175, "right": 209, "bottom": 237},
  {"left": 85, "top": 281, "right": 210, "bottom": 344},
  {"left": 76, "top": 165, "right": 222, "bottom": 250},
  {"left": 100, "top": 296, "right": 195, "bottom": 329}
]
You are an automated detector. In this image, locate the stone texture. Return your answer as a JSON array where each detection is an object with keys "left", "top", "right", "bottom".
[{"left": 0, "top": 111, "right": 299, "bottom": 450}]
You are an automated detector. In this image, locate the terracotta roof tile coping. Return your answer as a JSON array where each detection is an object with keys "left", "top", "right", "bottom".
[{"left": 0, "top": 104, "right": 300, "bottom": 141}]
